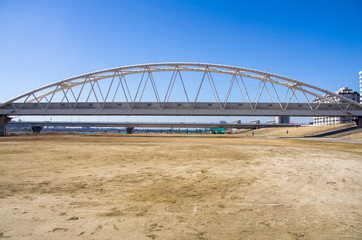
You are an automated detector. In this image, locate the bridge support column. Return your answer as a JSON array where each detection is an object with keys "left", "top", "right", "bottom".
[
  {"left": 0, "top": 115, "right": 12, "bottom": 137},
  {"left": 126, "top": 127, "right": 134, "bottom": 134},
  {"left": 31, "top": 126, "right": 43, "bottom": 133},
  {"left": 355, "top": 117, "right": 362, "bottom": 128}
]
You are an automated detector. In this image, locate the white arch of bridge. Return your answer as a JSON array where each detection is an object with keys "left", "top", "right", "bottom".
[{"left": 1, "top": 63, "right": 361, "bottom": 114}]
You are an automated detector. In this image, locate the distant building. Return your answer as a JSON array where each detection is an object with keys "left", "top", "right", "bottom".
[
  {"left": 360, "top": 71, "right": 362, "bottom": 94},
  {"left": 249, "top": 120, "right": 260, "bottom": 124},
  {"left": 313, "top": 86, "right": 360, "bottom": 125},
  {"left": 276, "top": 116, "right": 290, "bottom": 124},
  {"left": 232, "top": 120, "right": 241, "bottom": 124},
  {"left": 266, "top": 120, "right": 276, "bottom": 124}
]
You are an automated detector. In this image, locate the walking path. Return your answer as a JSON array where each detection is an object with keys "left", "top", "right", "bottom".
[{"left": 254, "top": 135, "right": 362, "bottom": 144}]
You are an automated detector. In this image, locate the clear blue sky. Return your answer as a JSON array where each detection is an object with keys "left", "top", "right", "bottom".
[{"left": 0, "top": 0, "right": 361, "bottom": 122}]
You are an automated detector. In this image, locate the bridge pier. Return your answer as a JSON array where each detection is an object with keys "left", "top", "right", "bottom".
[
  {"left": 354, "top": 117, "right": 362, "bottom": 128},
  {"left": 31, "top": 126, "right": 43, "bottom": 133},
  {"left": 126, "top": 127, "right": 134, "bottom": 134},
  {"left": 0, "top": 115, "right": 12, "bottom": 137}
]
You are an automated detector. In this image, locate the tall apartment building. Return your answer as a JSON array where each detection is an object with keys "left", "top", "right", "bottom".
[
  {"left": 276, "top": 116, "right": 290, "bottom": 124},
  {"left": 360, "top": 71, "right": 362, "bottom": 94},
  {"left": 313, "top": 86, "right": 360, "bottom": 125}
]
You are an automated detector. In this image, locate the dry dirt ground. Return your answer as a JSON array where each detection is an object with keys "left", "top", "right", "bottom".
[{"left": 0, "top": 134, "right": 361, "bottom": 240}]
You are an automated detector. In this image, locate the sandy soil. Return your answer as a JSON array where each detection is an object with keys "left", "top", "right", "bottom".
[{"left": 0, "top": 134, "right": 361, "bottom": 240}]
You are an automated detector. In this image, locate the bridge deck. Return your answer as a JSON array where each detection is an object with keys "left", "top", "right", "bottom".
[{"left": 1, "top": 102, "right": 361, "bottom": 116}]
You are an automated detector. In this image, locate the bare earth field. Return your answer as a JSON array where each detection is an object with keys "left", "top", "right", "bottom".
[{"left": 0, "top": 134, "right": 361, "bottom": 239}]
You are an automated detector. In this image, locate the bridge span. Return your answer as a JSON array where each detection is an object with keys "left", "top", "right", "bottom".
[
  {"left": 1, "top": 102, "right": 361, "bottom": 117},
  {"left": 1, "top": 62, "right": 361, "bottom": 136}
]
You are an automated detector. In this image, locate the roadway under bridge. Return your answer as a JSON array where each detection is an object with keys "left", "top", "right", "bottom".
[{"left": 1, "top": 62, "right": 361, "bottom": 136}]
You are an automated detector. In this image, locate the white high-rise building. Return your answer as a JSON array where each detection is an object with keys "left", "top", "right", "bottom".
[{"left": 359, "top": 71, "right": 362, "bottom": 95}]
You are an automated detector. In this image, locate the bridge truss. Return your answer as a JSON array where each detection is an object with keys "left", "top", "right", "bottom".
[{"left": 0, "top": 63, "right": 361, "bottom": 117}]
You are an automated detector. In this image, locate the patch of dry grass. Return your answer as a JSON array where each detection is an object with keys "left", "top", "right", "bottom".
[{"left": 234, "top": 123, "right": 354, "bottom": 137}]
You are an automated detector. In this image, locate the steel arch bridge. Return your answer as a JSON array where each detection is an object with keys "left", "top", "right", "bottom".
[{"left": 0, "top": 62, "right": 361, "bottom": 118}]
